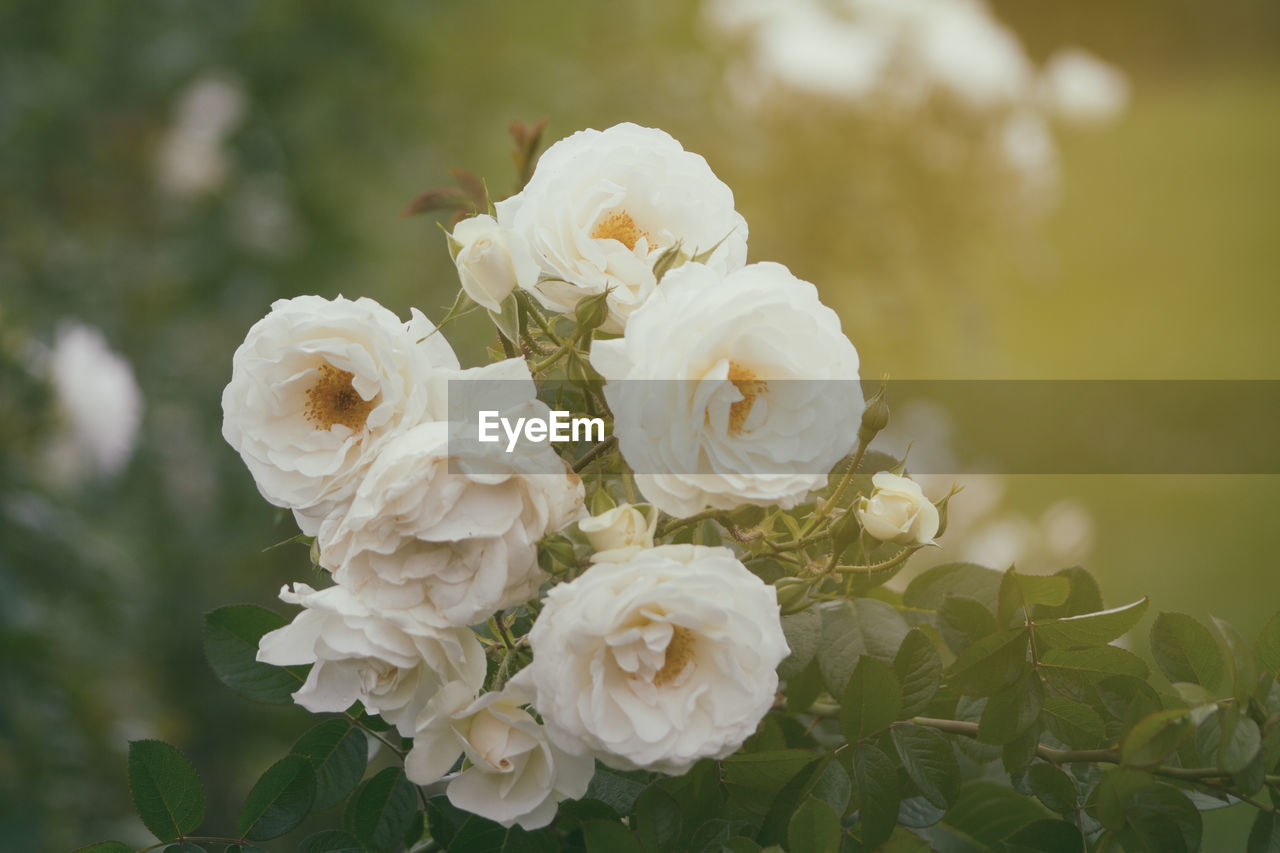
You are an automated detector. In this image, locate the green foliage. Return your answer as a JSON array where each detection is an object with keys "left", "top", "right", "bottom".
[
  {"left": 344, "top": 767, "right": 418, "bottom": 852},
  {"left": 203, "top": 605, "right": 308, "bottom": 704},
  {"left": 290, "top": 719, "right": 368, "bottom": 810},
  {"left": 127, "top": 740, "right": 206, "bottom": 843},
  {"left": 237, "top": 754, "right": 316, "bottom": 841},
  {"left": 1150, "top": 612, "right": 1225, "bottom": 690}
]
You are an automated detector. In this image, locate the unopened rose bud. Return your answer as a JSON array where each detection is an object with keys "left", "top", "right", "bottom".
[
  {"left": 450, "top": 214, "right": 539, "bottom": 312},
  {"left": 573, "top": 289, "right": 612, "bottom": 334},
  {"left": 858, "top": 381, "right": 890, "bottom": 447},
  {"left": 856, "top": 472, "right": 939, "bottom": 546},
  {"left": 580, "top": 504, "right": 656, "bottom": 561},
  {"left": 774, "top": 577, "right": 812, "bottom": 615}
]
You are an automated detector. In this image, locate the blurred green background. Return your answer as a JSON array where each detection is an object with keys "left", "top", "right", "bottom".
[{"left": 1, "top": 1, "right": 1276, "bottom": 849}]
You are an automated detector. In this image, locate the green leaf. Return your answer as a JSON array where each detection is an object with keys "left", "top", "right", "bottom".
[
  {"left": 1002, "top": 727, "right": 1040, "bottom": 775},
  {"left": 757, "top": 755, "right": 835, "bottom": 846},
  {"left": 940, "top": 780, "right": 1052, "bottom": 843},
  {"left": 203, "top": 605, "right": 307, "bottom": 704},
  {"left": 816, "top": 598, "right": 910, "bottom": 695},
  {"left": 997, "top": 568, "right": 1071, "bottom": 628},
  {"left": 851, "top": 743, "right": 899, "bottom": 850},
  {"left": 1125, "top": 782, "right": 1202, "bottom": 853},
  {"left": 1218, "top": 707, "right": 1262, "bottom": 774},
  {"left": 290, "top": 719, "right": 368, "bottom": 810},
  {"left": 721, "top": 750, "right": 815, "bottom": 813},
  {"left": 1120, "top": 709, "right": 1193, "bottom": 767},
  {"left": 721, "top": 838, "right": 764, "bottom": 853},
  {"left": 127, "top": 740, "right": 206, "bottom": 842},
  {"left": 1004, "top": 819, "right": 1085, "bottom": 853},
  {"left": 1040, "top": 696, "right": 1106, "bottom": 749},
  {"left": 1248, "top": 812, "right": 1280, "bottom": 853},
  {"left": 1255, "top": 611, "right": 1280, "bottom": 675},
  {"left": 890, "top": 725, "right": 960, "bottom": 809},
  {"left": 894, "top": 628, "right": 943, "bottom": 717},
  {"left": 1033, "top": 567, "right": 1103, "bottom": 621},
  {"left": 809, "top": 759, "right": 852, "bottom": 818},
  {"left": 73, "top": 844, "right": 132, "bottom": 853},
  {"left": 938, "top": 595, "right": 999, "bottom": 655},
  {"left": 631, "top": 786, "right": 682, "bottom": 853},
  {"left": 584, "top": 763, "right": 651, "bottom": 816},
  {"left": 978, "top": 670, "right": 1044, "bottom": 745},
  {"left": 784, "top": 656, "right": 824, "bottom": 714},
  {"left": 1214, "top": 615, "right": 1259, "bottom": 705},
  {"left": 1038, "top": 645, "right": 1150, "bottom": 701},
  {"left": 1033, "top": 598, "right": 1148, "bottom": 650},
  {"left": 787, "top": 797, "right": 841, "bottom": 853},
  {"left": 297, "top": 830, "right": 364, "bottom": 853},
  {"left": 1026, "top": 762, "right": 1078, "bottom": 815},
  {"left": 841, "top": 656, "right": 902, "bottom": 740},
  {"left": 1150, "top": 612, "right": 1224, "bottom": 691},
  {"left": 581, "top": 820, "right": 645, "bottom": 853},
  {"left": 777, "top": 608, "right": 822, "bottom": 680},
  {"left": 344, "top": 767, "right": 418, "bottom": 852},
  {"left": 947, "top": 629, "right": 1028, "bottom": 697},
  {"left": 902, "top": 562, "right": 1003, "bottom": 620},
  {"left": 1093, "top": 768, "right": 1153, "bottom": 831},
  {"left": 1096, "top": 675, "right": 1163, "bottom": 730},
  {"left": 238, "top": 754, "right": 315, "bottom": 841}
]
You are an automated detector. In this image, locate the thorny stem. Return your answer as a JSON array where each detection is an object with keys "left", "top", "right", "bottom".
[
  {"left": 656, "top": 508, "right": 725, "bottom": 539},
  {"left": 799, "top": 439, "right": 869, "bottom": 538},
  {"left": 572, "top": 436, "right": 617, "bottom": 473}
]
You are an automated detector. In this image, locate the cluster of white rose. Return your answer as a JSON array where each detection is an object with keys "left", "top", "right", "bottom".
[
  {"left": 221, "top": 122, "right": 940, "bottom": 830},
  {"left": 702, "top": 0, "right": 1129, "bottom": 209}
]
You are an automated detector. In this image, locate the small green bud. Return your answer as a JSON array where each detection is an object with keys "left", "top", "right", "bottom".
[
  {"left": 858, "top": 379, "right": 890, "bottom": 447},
  {"left": 309, "top": 539, "right": 322, "bottom": 567},
  {"left": 538, "top": 536, "right": 578, "bottom": 572},
  {"left": 574, "top": 290, "right": 611, "bottom": 334},
  {"left": 774, "top": 577, "right": 812, "bottom": 615}
]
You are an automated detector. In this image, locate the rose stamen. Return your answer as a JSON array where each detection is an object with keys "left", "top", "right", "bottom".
[
  {"left": 653, "top": 625, "right": 695, "bottom": 687},
  {"left": 727, "top": 362, "right": 767, "bottom": 435},
  {"left": 305, "top": 362, "right": 375, "bottom": 431},
  {"left": 591, "top": 209, "right": 650, "bottom": 252}
]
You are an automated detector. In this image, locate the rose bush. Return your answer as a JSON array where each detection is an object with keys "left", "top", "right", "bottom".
[{"left": 87, "top": 122, "right": 1280, "bottom": 853}]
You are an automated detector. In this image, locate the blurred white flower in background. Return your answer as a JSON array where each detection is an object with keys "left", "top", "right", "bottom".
[
  {"left": 156, "top": 73, "right": 246, "bottom": 198},
  {"left": 42, "top": 322, "right": 143, "bottom": 483},
  {"left": 1039, "top": 48, "right": 1131, "bottom": 126},
  {"left": 703, "top": 0, "right": 1129, "bottom": 212}
]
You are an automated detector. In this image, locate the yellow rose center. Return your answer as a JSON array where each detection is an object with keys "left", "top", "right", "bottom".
[
  {"left": 591, "top": 209, "right": 649, "bottom": 252},
  {"left": 653, "top": 625, "right": 696, "bottom": 687},
  {"left": 728, "top": 362, "right": 767, "bottom": 435},
  {"left": 305, "top": 363, "right": 375, "bottom": 431}
]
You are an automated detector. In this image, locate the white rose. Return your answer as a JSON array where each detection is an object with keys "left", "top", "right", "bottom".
[
  {"left": 42, "top": 321, "right": 143, "bottom": 481},
  {"left": 316, "top": 358, "right": 584, "bottom": 628},
  {"left": 515, "top": 544, "right": 789, "bottom": 774},
  {"left": 256, "top": 583, "right": 485, "bottom": 736},
  {"left": 450, "top": 214, "right": 540, "bottom": 312},
  {"left": 578, "top": 503, "right": 656, "bottom": 561},
  {"left": 221, "top": 294, "right": 458, "bottom": 533},
  {"left": 856, "top": 471, "right": 939, "bottom": 545},
  {"left": 405, "top": 681, "right": 593, "bottom": 830},
  {"left": 589, "top": 261, "right": 862, "bottom": 518},
  {"left": 1039, "top": 48, "right": 1129, "bottom": 126},
  {"left": 496, "top": 122, "right": 748, "bottom": 332}
]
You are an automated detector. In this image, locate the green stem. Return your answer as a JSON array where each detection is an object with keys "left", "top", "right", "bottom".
[
  {"left": 656, "top": 508, "right": 724, "bottom": 539},
  {"left": 830, "top": 545, "right": 919, "bottom": 575},
  {"left": 800, "top": 439, "right": 869, "bottom": 538}
]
